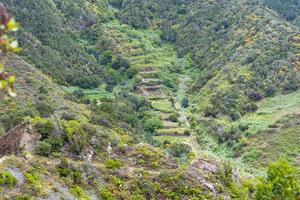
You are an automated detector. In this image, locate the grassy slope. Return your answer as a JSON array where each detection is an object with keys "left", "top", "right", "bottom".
[
  {"left": 238, "top": 90, "right": 300, "bottom": 133},
  {"left": 236, "top": 90, "right": 300, "bottom": 175}
]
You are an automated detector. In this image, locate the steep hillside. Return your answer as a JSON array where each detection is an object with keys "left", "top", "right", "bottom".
[
  {"left": 2, "top": 0, "right": 109, "bottom": 88},
  {"left": 118, "top": 0, "right": 299, "bottom": 119},
  {"left": 0, "top": 0, "right": 300, "bottom": 199},
  {"left": 264, "top": 0, "right": 300, "bottom": 27},
  {"left": 116, "top": 0, "right": 300, "bottom": 179}
]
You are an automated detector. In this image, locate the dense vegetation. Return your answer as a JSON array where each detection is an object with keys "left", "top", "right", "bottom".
[
  {"left": 264, "top": 0, "right": 300, "bottom": 27},
  {"left": 0, "top": 0, "right": 299, "bottom": 199}
]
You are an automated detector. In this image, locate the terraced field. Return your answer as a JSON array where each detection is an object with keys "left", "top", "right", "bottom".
[{"left": 135, "top": 67, "right": 202, "bottom": 160}]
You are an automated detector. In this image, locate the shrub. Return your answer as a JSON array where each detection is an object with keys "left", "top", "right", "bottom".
[
  {"left": 112, "top": 56, "right": 130, "bottom": 70},
  {"left": 34, "top": 141, "right": 52, "bottom": 156},
  {"left": 204, "top": 106, "right": 219, "bottom": 118},
  {"left": 144, "top": 117, "right": 163, "bottom": 133},
  {"left": 229, "top": 111, "right": 241, "bottom": 121},
  {"left": 101, "top": 50, "right": 113, "bottom": 65},
  {"left": 99, "top": 188, "right": 114, "bottom": 200},
  {"left": 167, "top": 143, "right": 191, "bottom": 161},
  {"left": 181, "top": 97, "right": 189, "bottom": 108},
  {"left": 244, "top": 102, "right": 258, "bottom": 113},
  {"left": 61, "top": 112, "right": 77, "bottom": 121},
  {"left": 265, "top": 85, "right": 276, "bottom": 97},
  {"left": 105, "top": 159, "right": 124, "bottom": 169},
  {"left": 73, "top": 88, "right": 85, "bottom": 99},
  {"left": 63, "top": 120, "right": 88, "bottom": 154},
  {"left": 168, "top": 113, "right": 178, "bottom": 122},
  {"left": 217, "top": 161, "right": 233, "bottom": 187},
  {"left": 15, "top": 194, "right": 33, "bottom": 200},
  {"left": 255, "top": 158, "right": 300, "bottom": 200},
  {"left": 35, "top": 102, "right": 54, "bottom": 117},
  {"left": 33, "top": 117, "right": 54, "bottom": 140},
  {"left": 70, "top": 185, "right": 89, "bottom": 200},
  {"left": 57, "top": 158, "right": 72, "bottom": 178},
  {"left": 0, "top": 171, "right": 17, "bottom": 187},
  {"left": 245, "top": 89, "right": 263, "bottom": 101},
  {"left": 34, "top": 137, "right": 63, "bottom": 156},
  {"left": 23, "top": 171, "right": 43, "bottom": 196}
]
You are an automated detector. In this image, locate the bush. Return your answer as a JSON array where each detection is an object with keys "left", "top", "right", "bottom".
[
  {"left": 217, "top": 161, "right": 233, "bottom": 187},
  {"left": 244, "top": 102, "right": 258, "bottom": 113},
  {"left": 70, "top": 185, "right": 89, "bottom": 200},
  {"left": 34, "top": 141, "right": 52, "bottom": 156},
  {"left": 35, "top": 137, "right": 63, "bottom": 156},
  {"left": 246, "top": 89, "right": 263, "bottom": 101},
  {"left": 57, "top": 158, "right": 72, "bottom": 178},
  {"left": 167, "top": 143, "right": 191, "bottom": 162},
  {"left": 168, "top": 113, "right": 178, "bottom": 122},
  {"left": 101, "top": 50, "right": 113, "bottom": 65},
  {"left": 99, "top": 188, "right": 115, "bottom": 200},
  {"left": 255, "top": 158, "right": 300, "bottom": 200},
  {"left": 33, "top": 117, "right": 54, "bottom": 140},
  {"left": 15, "top": 194, "right": 33, "bottom": 200},
  {"left": 35, "top": 102, "right": 54, "bottom": 117},
  {"left": 265, "top": 85, "right": 276, "bottom": 97},
  {"left": 181, "top": 97, "right": 189, "bottom": 108},
  {"left": 105, "top": 159, "right": 124, "bottom": 169},
  {"left": 229, "top": 111, "right": 241, "bottom": 121},
  {"left": 73, "top": 88, "right": 85, "bottom": 99},
  {"left": 204, "top": 106, "right": 219, "bottom": 118},
  {"left": 61, "top": 112, "right": 77, "bottom": 121},
  {"left": 112, "top": 56, "right": 130, "bottom": 70},
  {"left": 62, "top": 120, "right": 88, "bottom": 154},
  {"left": 144, "top": 117, "right": 163, "bottom": 133},
  {"left": 0, "top": 171, "right": 17, "bottom": 187}
]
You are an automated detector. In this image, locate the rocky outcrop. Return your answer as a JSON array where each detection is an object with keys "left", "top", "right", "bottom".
[{"left": 0, "top": 123, "right": 39, "bottom": 157}]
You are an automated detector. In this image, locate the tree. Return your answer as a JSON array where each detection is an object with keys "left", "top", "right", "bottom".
[
  {"left": 0, "top": 4, "right": 20, "bottom": 98},
  {"left": 255, "top": 158, "right": 300, "bottom": 200}
]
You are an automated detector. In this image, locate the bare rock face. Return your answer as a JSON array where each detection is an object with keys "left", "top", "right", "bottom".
[{"left": 0, "top": 123, "right": 39, "bottom": 157}]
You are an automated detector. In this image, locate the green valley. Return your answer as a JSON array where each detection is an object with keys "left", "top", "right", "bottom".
[{"left": 0, "top": 0, "right": 299, "bottom": 199}]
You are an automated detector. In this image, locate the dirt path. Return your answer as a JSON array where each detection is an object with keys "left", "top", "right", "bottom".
[
  {"left": 175, "top": 76, "right": 202, "bottom": 161},
  {"left": 136, "top": 67, "right": 203, "bottom": 163}
]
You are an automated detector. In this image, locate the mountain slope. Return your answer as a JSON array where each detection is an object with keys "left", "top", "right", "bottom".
[{"left": 0, "top": 0, "right": 299, "bottom": 199}]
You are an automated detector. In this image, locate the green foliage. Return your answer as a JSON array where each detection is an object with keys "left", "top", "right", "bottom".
[
  {"left": 0, "top": 171, "right": 17, "bottom": 187},
  {"left": 168, "top": 113, "right": 178, "bottom": 122},
  {"left": 264, "top": 0, "right": 300, "bottom": 24},
  {"left": 34, "top": 141, "right": 52, "bottom": 156},
  {"left": 255, "top": 158, "right": 300, "bottom": 200},
  {"left": 62, "top": 120, "right": 89, "bottom": 154},
  {"left": 23, "top": 170, "right": 44, "bottom": 196},
  {"left": 101, "top": 50, "right": 113, "bottom": 65},
  {"left": 34, "top": 136, "right": 63, "bottom": 156},
  {"left": 73, "top": 88, "right": 85, "bottom": 99},
  {"left": 70, "top": 185, "right": 90, "bottom": 200},
  {"left": 0, "top": 104, "right": 37, "bottom": 132},
  {"left": 99, "top": 188, "right": 115, "bottom": 200},
  {"left": 32, "top": 117, "right": 54, "bottom": 140},
  {"left": 144, "top": 116, "right": 163, "bottom": 133},
  {"left": 181, "top": 97, "right": 189, "bottom": 108},
  {"left": 15, "top": 194, "right": 34, "bottom": 200},
  {"left": 112, "top": 56, "right": 130, "bottom": 70},
  {"left": 90, "top": 93, "right": 149, "bottom": 133},
  {"left": 105, "top": 159, "right": 124, "bottom": 169},
  {"left": 166, "top": 143, "right": 192, "bottom": 162},
  {"left": 2, "top": 0, "right": 104, "bottom": 88},
  {"left": 35, "top": 101, "right": 54, "bottom": 118}
]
